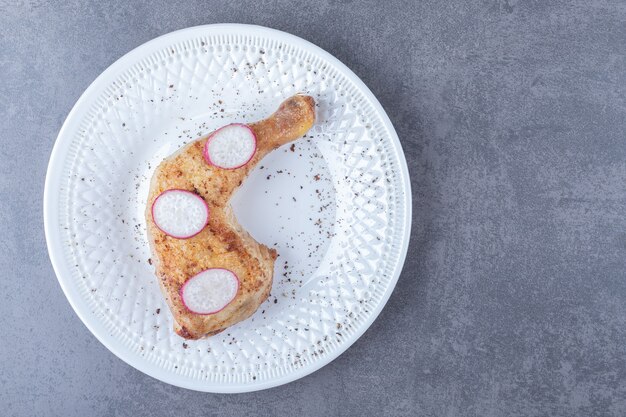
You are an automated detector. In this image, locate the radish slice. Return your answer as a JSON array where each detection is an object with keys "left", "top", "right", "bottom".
[
  {"left": 151, "top": 189, "right": 209, "bottom": 239},
  {"left": 181, "top": 268, "right": 239, "bottom": 315},
  {"left": 204, "top": 123, "right": 257, "bottom": 169}
]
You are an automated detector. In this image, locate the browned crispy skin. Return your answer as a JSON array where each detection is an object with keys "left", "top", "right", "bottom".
[{"left": 145, "top": 95, "right": 316, "bottom": 339}]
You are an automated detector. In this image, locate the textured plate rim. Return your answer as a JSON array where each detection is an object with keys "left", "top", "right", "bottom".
[{"left": 44, "top": 24, "right": 412, "bottom": 393}]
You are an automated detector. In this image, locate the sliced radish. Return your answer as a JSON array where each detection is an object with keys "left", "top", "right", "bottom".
[
  {"left": 181, "top": 268, "right": 239, "bottom": 315},
  {"left": 151, "top": 189, "right": 209, "bottom": 239},
  {"left": 204, "top": 123, "right": 257, "bottom": 169}
]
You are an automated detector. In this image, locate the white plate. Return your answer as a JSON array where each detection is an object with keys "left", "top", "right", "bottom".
[{"left": 44, "top": 24, "right": 411, "bottom": 393}]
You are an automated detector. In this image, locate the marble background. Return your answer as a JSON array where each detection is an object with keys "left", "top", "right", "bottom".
[{"left": 2, "top": 0, "right": 626, "bottom": 415}]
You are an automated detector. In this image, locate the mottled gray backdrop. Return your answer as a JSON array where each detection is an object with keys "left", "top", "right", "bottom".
[{"left": 2, "top": 0, "right": 626, "bottom": 416}]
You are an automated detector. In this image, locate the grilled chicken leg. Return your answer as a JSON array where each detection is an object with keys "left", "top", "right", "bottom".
[{"left": 146, "top": 95, "right": 316, "bottom": 339}]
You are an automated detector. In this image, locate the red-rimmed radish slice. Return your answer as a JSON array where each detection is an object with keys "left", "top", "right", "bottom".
[
  {"left": 181, "top": 268, "right": 239, "bottom": 315},
  {"left": 151, "top": 189, "right": 209, "bottom": 239},
  {"left": 204, "top": 123, "right": 257, "bottom": 169}
]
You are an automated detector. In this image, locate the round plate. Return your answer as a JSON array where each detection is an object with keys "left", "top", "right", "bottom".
[{"left": 44, "top": 24, "right": 411, "bottom": 393}]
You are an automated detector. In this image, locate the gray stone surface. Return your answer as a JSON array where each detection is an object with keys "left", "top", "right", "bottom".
[{"left": 2, "top": 0, "right": 626, "bottom": 415}]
